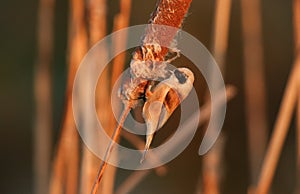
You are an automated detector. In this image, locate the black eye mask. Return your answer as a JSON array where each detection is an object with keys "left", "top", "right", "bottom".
[{"left": 174, "top": 69, "right": 187, "bottom": 84}]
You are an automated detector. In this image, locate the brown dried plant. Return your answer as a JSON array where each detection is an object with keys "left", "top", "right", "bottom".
[
  {"left": 49, "top": 0, "right": 88, "bottom": 193},
  {"left": 241, "top": 0, "right": 268, "bottom": 188},
  {"left": 199, "top": 0, "right": 232, "bottom": 193},
  {"left": 34, "top": 0, "right": 55, "bottom": 193},
  {"left": 91, "top": 0, "right": 193, "bottom": 193}
]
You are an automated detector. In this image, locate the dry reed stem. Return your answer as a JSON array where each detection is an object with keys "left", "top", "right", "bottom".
[
  {"left": 241, "top": 0, "right": 269, "bottom": 186},
  {"left": 109, "top": 0, "right": 132, "bottom": 127},
  {"left": 82, "top": 1, "right": 133, "bottom": 193},
  {"left": 296, "top": 62, "right": 300, "bottom": 192},
  {"left": 200, "top": 136, "right": 225, "bottom": 194},
  {"left": 255, "top": 60, "right": 300, "bottom": 194},
  {"left": 203, "top": 0, "right": 232, "bottom": 192},
  {"left": 49, "top": 0, "right": 88, "bottom": 193},
  {"left": 200, "top": 1, "right": 231, "bottom": 193},
  {"left": 34, "top": 0, "right": 54, "bottom": 193},
  {"left": 294, "top": 0, "right": 300, "bottom": 191},
  {"left": 89, "top": 0, "right": 107, "bottom": 45},
  {"left": 111, "top": 0, "right": 132, "bottom": 87},
  {"left": 295, "top": 0, "right": 300, "bottom": 55},
  {"left": 100, "top": 1, "right": 133, "bottom": 193},
  {"left": 79, "top": 0, "right": 108, "bottom": 193},
  {"left": 211, "top": 0, "right": 231, "bottom": 73},
  {"left": 65, "top": 0, "right": 88, "bottom": 193},
  {"left": 91, "top": 105, "right": 132, "bottom": 194},
  {"left": 115, "top": 86, "right": 237, "bottom": 194}
]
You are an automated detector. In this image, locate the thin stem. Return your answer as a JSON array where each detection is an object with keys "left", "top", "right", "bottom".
[
  {"left": 200, "top": 1, "right": 231, "bottom": 192},
  {"left": 34, "top": 0, "right": 54, "bottom": 193},
  {"left": 294, "top": 0, "right": 300, "bottom": 55},
  {"left": 89, "top": 0, "right": 107, "bottom": 45},
  {"left": 49, "top": 0, "right": 87, "bottom": 193},
  {"left": 211, "top": 0, "right": 232, "bottom": 73},
  {"left": 100, "top": 1, "right": 133, "bottom": 193},
  {"left": 111, "top": 0, "right": 132, "bottom": 89},
  {"left": 241, "top": 0, "right": 269, "bottom": 186},
  {"left": 91, "top": 104, "right": 132, "bottom": 194},
  {"left": 80, "top": 0, "right": 108, "bottom": 193},
  {"left": 201, "top": 136, "right": 225, "bottom": 194},
  {"left": 297, "top": 68, "right": 300, "bottom": 192},
  {"left": 294, "top": 0, "right": 300, "bottom": 192}
]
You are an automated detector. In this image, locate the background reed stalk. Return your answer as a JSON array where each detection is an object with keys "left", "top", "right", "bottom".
[
  {"left": 34, "top": 0, "right": 55, "bottom": 193},
  {"left": 79, "top": 0, "right": 108, "bottom": 193},
  {"left": 49, "top": 0, "right": 88, "bottom": 193},
  {"left": 294, "top": 0, "right": 300, "bottom": 191},
  {"left": 199, "top": 0, "right": 232, "bottom": 193},
  {"left": 241, "top": 0, "right": 269, "bottom": 187}
]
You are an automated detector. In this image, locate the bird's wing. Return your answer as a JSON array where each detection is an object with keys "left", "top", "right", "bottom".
[
  {"left": 158, "top": 88, "right": 181, "bottom": 128},
  {"left": 143, "top": 83, "right": 171, "bottom": 134}
]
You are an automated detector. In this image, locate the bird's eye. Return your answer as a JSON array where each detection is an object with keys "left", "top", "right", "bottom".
[{"left": 174, "top": 69, "right": 187, "bottom": 84}]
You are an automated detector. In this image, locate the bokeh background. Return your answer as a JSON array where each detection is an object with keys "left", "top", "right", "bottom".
[{"left": 0, "top": 0, "right": 296, "bottom": 194}]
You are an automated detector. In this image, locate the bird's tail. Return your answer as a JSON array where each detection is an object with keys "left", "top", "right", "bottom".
[{"left": 140, "top": 133, "right": 154, "bottom": 163}]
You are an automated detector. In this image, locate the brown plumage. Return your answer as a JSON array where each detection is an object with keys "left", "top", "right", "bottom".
[{"left": 141, "top": 67, "right": 194, "bottom": 162}]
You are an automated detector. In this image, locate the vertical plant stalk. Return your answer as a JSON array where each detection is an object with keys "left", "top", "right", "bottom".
[
  {"left": 255, "top": 61, "right": 300, "bottom": 194},
  {"left": 295, "top": 0, "right": 300, "bottom": 55},
  {"left": 294, "top": 0, "right": 300, "bottom": 191},
  {"left": 298, "top": 84, "right": 300, "bottom": 191},
  {"left": 79, "top": 0, "right": 108, "bottom": 193},
  {"left": 91, "top": 0, "right": 193, "bottom": 193},
  {"left": 297, "top": 63, "right": 300, "bottom": 191},
  {"left": 211, "top": 0, "right": 232, "bottom": 73},
  {"left": 201, "top": 136, "right": 225, "bottom": 194},
  {"left": 87, "top": 4, "right": 132, "bottom": 193},
  {"left": 111, "top": 0, "right": 132, "bottom": 86},
  {"left": 103, "top": 1, "right": 132, "bottom": 193},
  {"left": 91, "top": 105, "right": 132, "bottom": 194},
  {"left": 241, "top": 0, "right": 269, "bottom": 186},
  {"left": 199, "top": 1, "right": 231, "bottom": 193},
  {"left": 82, "top": 1, "right": 132, "bottom": 193},
  {"left": 49, "top": 0, "right": 88, "bottom": 193},
  {"left": 34, "top": 0, "right": 55, "bottom": 193}
]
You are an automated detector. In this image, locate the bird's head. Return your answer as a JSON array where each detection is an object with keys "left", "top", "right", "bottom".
[{"left": 165, "top": 67, "right": 194, "bottom": 100}]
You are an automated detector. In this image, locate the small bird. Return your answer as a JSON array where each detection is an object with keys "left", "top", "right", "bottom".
[{"left": 141, "top": 67, "right": 194, "bottom": 162}]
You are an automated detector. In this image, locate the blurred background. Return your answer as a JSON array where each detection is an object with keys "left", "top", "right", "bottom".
[{"left": 0, "top": 0, "right": 297, "bottom": 194}]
